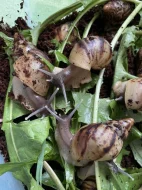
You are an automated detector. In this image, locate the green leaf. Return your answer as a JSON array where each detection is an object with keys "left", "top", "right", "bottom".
[
  {"left": 0, "top": 160, "right": 35, "bottom": 175},
  {"left": 95, "top": 162, "right": 115, "bottom": 190},
  {"left": 110, "top": 168, "right": 142, "bottom": 190},
  {"left": 3, "top": 117, "right": 50, "bottom": 161},
  {"left": 65, "top": 162, "right": 75, "bottom": 189},
  {"left": 96, "top": 163, "right": 142, "bottom": 190},
  {"left": 80, "top": 74, "right": 98, "bottom": 92},
  {"left": 55, "top": 92, "right": 73, "bottom": 113},
  {"left": 0, "top": 32, "right": 13, "bottom": 46},
  {"left": 72, "top": 92, "right": 112, "bottom": 124},
  {"left": 1, "top": 117, "right": 50, "bottom": 190},
  {"left": 42, "top": 170, "right": 64, "bottom": 189},
  {"left": 36, "top": 140, "right": 46, "bottom": 185},
  {"left": 3, "top": 97, "right": 29, "bottom": 123},
  {"left": 110, "top": 100, "right": 142, "bottom": 122},
  {"left": 130, "top": 139, "right": 142, "bottom": 167},
  {"left": 112, "top": 27, "right": 138, "bottom": 91},
  {"left": 139, "top": 10, "right": 142, "bottom": 27},
  {"left": 123, "top": 26, "right": 137, "bottom": 48},
  {"left": 13, "top": 166, "right": 44, "bottom": 190},
  {"left": 39, "top": 55, "right": 54, "bottom": 71},
  {"left": 55, "top": 50, "right": 69, "bottom": 64}
]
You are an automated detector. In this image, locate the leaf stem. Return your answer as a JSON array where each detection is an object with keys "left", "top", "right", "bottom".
[
  {"left": 92, "top": 69, "right": 105, "bottom": 123},
  {"left": 131, "top": 127, "right": 142, "bottom": 139},
  {"left": 59, "top": 0, "right": 108, "bottom": 53},
  {"left": 82, "top": 12, "right": 100, "bottom": 38},
  {"left": 111, "top": 1, "right": 142, "bottom": 51},
  {"left": 125, "top": 0, "right": 141, "bottom": 4},
  {"left": 43, "top": 161, "right": 65, "bottom": 190}
]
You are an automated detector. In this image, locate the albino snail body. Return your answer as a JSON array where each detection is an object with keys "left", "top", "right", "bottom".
[
  {"left": 46, "top": 105, "right": 134, "bottom": 167},
  {"left": 103, "top": 0, "right": 133, "bottom": 22},
  {"left": 113, "top": 78, "right": 142, "bottom": 110}
]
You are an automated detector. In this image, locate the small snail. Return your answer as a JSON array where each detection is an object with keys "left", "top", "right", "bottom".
[
  {"left": 54, "top": 22, "right": 78, "bottom": 43},
  {"left": 13, "top": 33, "right": 50, "bottom": 96},
  {"left": 113, "top": 78, "right": 142, "bottom": 110},
  {"left": 44, "top": 104, "right": 134, "bottom": 167},
  {"left": 81, "top": 176, "right": 96, "bottom": 190},
  {"left": 103, "top": 0, "right": 133, "bottom": 22}
]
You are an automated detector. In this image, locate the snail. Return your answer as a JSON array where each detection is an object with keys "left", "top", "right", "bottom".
[
  {"left": 13, "top": 33, "right": 112, "bottom": 104},
  {"left": 39, "top": 36, "right": 112, "bottom": 102},
  {"left": 43, "top": 104, "right": 134, "bottom": 167},
  {"left": 113, "top": 78, "right": 142, "bottom": 111},
  {"left": 13, "top": 33, "right": 50, "bottom": 97},
  {"left": 103, "top": 0, "right": 133, "bottom": 22},
  {"left": 81, "top": 176, "right": 96, "bottom": 190},
  {"left": 54, "top": 22, "right": 78, "bottom": 43},
  {"left": 12, "top": 76, "right": 59, "bottom": 118}
]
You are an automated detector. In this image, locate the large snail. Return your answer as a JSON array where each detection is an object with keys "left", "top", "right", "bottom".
[
  {"left": 103, "top": 0, "right": 133, "bottom": 22},
  {"left": 12, "top": 76, "right": 59, "bottom": 118},
  {"left": 43, "top": 104, "right": 134, "bottom": 167},
  {"left": 13, "top": 33, "right": 112, "bottom": 104},
  {"left": 113, "top": 78, "right": 142, "bottom": 110},
  {"left": 13, "top": 33, "right": 50, "bottom": 97}
]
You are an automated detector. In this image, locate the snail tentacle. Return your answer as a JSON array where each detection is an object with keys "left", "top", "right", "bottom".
[
  {"left": 25, "top": 88, "right": 59, "bottom": 120},
  {"left": 38, "top": 68, "right": 68, "bottom": 105},
  {"left": 107, "top": 161, "right": 134, "bottom": 180}
]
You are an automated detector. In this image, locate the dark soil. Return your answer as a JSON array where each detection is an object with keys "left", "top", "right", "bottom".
[{"left": 0, "top": 18, "right": 29, "bottom": 161}]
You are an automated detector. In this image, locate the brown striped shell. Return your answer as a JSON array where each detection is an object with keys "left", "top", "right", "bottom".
[
  {"left": 13, "top": 33, "right": 50, "bottom": 96},
  {"left": 113, "top": 79, "right": 142, "bottom": 111},
  {"left": 54, "top": 22, "right": 78, "bottom": 42},
  {"left": 70, "top": 118, "right": 134, "bottom": 166},
  {"left": 69, "top": 36, "right": 112, "bottom": 70},
  {"left": 103, "top": 0, "right": 133, "bottom": 22}
]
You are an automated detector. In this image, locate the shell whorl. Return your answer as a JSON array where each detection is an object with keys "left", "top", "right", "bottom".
[
  {"left": 69, "top": 36, "right": 112, "bottom": 71},
  {"left": 70, "top": 118, "right": 134, "bottom": 166}
]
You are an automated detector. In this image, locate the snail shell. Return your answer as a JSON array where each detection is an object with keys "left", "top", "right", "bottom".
[
  {"left": 113, "top": 79, "right": 142, "bottom": 111},
  {"left": 13, "top": 33, "right": 50, "bottom": 96},
  {"left": 69, "top": 36, "right": 112, "bottom": 70},
  {"left": 103, "top": 0, "right": 133, "bottom": 22},
  {"left": 70, "top": 119, "right": 134, "bottom": 166},
  {"left": 125, "top": 78, "right": 142, "bottom": 110},
  {"left": 55, "top": 22, "right": 78, "bottom": 42}
]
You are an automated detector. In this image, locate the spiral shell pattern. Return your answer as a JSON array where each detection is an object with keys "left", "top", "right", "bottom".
[{"left": 71, "top": 118, "right": 134, "bottom": 166}]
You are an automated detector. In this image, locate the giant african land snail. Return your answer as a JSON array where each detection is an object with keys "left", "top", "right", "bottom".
[
  {"left": 103, "top": 0, "right": 133, "bottom": 22},
  {"left": 12, "top": 76, "right": 59, "bottom": 118},
  {"left": 13, "top": 33, "right": 112, "bottom": 104},
  {"left": 44, "top": 104, "right": 134, "bottom": 167},
  {"left": 113, "top": 78, "right": 142, "bottom": 111}
]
